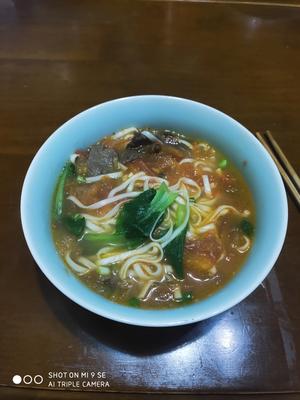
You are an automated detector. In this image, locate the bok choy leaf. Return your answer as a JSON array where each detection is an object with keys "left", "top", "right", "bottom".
[
  {"left": 81, "top": 183, "right": 177, "bottom": 255},
  {"left": 117, "top": 182, "right": 177, "bottom": 238},
  {"left": 53, "top": 161, "right": 75, "bottom": 220},
  {"left": 53, "top": 162, "right": 86, "bottom": 237},
  {"left": 80, "top": 232, "right": 143, "bottom": 255},
  {"left": 164, "top": 203, "right": 188, "bottom": 280},
  {"left": 62, "top": 214, "right": 85, "bottom": 237}
]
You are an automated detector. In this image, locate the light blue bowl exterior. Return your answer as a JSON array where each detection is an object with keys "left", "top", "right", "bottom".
[{"left": 20, "top": 96, "right": 288, "bottom": 327}]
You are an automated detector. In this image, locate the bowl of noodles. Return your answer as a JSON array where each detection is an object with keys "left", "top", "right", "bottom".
[{"left": 21, "top": 95, "right": 288, "bottom": 326}]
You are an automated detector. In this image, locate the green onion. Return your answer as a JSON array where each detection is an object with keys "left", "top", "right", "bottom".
[
  {"left": 218, "top": 159, "right": 228, "bottom": 169},
  {"left": 181, "top": 291, "right": 193, "bottom": 303},
  {"left": 77, "top": 175, "right": 87, "bottom": 184}
]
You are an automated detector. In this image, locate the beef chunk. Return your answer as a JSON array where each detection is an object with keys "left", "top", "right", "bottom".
[
  {"left": 157, "top": 130, "right": 191, "bottom": 157},
  {"left": 119, "top": 147, "right": 145, "bottom": 164},
  {"left": 126, "top": 132, "right": 153, "bottom": 148},
  {"left": 87, "top": 144, "right": 118, "bottom": 176},
  {"left": 119, "top": 130, "right": 191, "bottom": 164},
  {"left": 119, "top": 131, "right": 161, "bottom": 164},
  {"left": 119, "top": 143, "right": 161, "bottom": 164},
  {"left": 157, "top": 130, "right": 181, "bottom": 146}
]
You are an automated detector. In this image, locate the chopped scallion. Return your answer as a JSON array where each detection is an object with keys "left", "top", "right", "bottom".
[
  {"left": 77, "top": 175, "right": 87, "bottom": 184},
  {"left": 218, "top": 159, "right": 228, "bottom": 169},
  {"left": 181, "top": 291, "right": 193, "bottom": 303}
]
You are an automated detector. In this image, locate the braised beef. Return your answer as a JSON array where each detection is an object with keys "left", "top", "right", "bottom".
[
  {"left": 157, "top": 130, "right": 181, "bottom": 146},
  {"left": 158, "top": 130, "right": 191, "bottom": 157},
  {"left": 126, "top": 132, "right": 152, "bottom": 148},
  {"left": 87, "top": 144, "right": 118, "bottom": 176},
  {"left": 119, "top": 130, "right": 190, "bottom": 164},
  {"left": 120, "top": 143, "right": 161, "bottom": 164}
]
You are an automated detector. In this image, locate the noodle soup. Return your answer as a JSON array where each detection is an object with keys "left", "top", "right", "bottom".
[{"left": 52, "top": 128, "right": 255, "bottom": 309}]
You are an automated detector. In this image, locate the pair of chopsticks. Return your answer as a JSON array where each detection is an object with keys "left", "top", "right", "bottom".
[{"left": 255, "top": 131, "right": 300, "bottom": 207}]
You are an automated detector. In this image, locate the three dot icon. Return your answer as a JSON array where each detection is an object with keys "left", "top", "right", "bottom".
[
  {"left": 12, "top": 374, "right": 43, "bottom": 385},
  {"left": 12, "top": 375, "right": 22, "bottom": 385}
]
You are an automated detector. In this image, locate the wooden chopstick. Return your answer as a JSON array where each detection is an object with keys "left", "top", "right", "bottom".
[
  {"left": 255, "top": 131, "right": 300, "bottom": 207},
  {"left": 265, "top": 130, "right": 300, "bottom": 191}
]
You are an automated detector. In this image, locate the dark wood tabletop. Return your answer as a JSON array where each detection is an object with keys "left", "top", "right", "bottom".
[{"left": 0, "top": 1, "right": 300, "bottom": 399}]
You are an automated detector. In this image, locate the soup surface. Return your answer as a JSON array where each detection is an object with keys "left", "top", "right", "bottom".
[{"left": 52, "top": 128, "right": 255, "bottom": 309}]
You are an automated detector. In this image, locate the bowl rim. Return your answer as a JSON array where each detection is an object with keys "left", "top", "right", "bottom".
[{"left": 20, "top": 95, "right": 288, "bottom": 327}]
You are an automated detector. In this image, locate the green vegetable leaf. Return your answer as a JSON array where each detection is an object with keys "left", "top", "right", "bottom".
[
  {"left": 53, "top": 161, "right": 75, "bottom": 220},
  {"left": 128, "top": 297, "right": 141, "bottom": 308},
  {"left": 175, "top": 203, "right": 186, "bottom": 226},
  {"left": 239, "top": 219, "right": 254, "bottom": 237},
  {"left": 116, "top": 188, "right": 156, "bottom": 238},
  {"left": 62, "top": 214, "right": 85, "bottom": 237},
  {"left": 218, "top": 159, "right": 228, "bottom": 169},
  {"left": 138, "top": 183, "right": 177, "bottom": 236},
  {"left": 165, "top": 227, "right": 187, "bottom": 280},
  {"left": 164, "top": 204, "right": 187, "bottom": 280},
  {"left": 80, "top": 232, "right": 143, "bottom": 255},
  {"left": 81, "top": 183, "right": 177, "bottom": 255},
  {"left": 117, "top": 183, "right": 177, "bottom": 238},
  {"left": 147, "top": 183, "right": 178, "bottom": 217}
]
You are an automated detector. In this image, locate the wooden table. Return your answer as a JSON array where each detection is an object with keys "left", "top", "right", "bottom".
[{"left": 0, "top": 1, "right": 300, "bottom": 399}]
